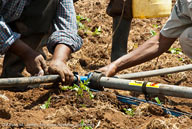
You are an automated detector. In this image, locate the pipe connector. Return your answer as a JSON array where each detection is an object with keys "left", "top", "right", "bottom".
[{"left": 89, "top": 72, "right": 104, "bottom": 91}]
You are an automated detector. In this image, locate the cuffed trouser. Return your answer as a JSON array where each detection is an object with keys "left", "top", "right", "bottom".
[{"left": 179, "top": 27, "right": 192, "bottom": 59}]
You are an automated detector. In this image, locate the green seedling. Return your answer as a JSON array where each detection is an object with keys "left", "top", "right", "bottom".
[
  {"left": 76, "top": 14, "right": 91, "bottom": 31},
  {"left": 150, "top": 24, "right": 160, "bottom": 37},
  {"left": 150, "top": 30, "right": 157, "bottom": 37},
  {"left": 155, "top": 97, "right": 162, "bottom": 105},
  {"left": 152, "top": 24, "right": 160, "bottom": 29},
  {"left": 76, "top": 14, "right": 91, "bottom": 22},
  {"left": 168, "top": 48, "right": 183, "bottom": 55},
  {"left": 60, "top": 79, "right": 94, "bottom": 99},
  {"left": 178, "top": 57, "right": 184, "bottom": 61},
  {"left": 168, "top": 48, "right": 184, "bottom": 61},
  {"left": 76, "top": 14, "right": 102, "bottom": 36},
  {"left": 123, "top": 108, "right": 135, "bottom": 116},
  {"left": 92, "top": 26, "right": 102, "bottom": 36},
  {"left": 40, "top": 96, "right": 52, "bottom": 109},
  {"left": 79, "top": 120, "right": 93, "bottom": 129}
]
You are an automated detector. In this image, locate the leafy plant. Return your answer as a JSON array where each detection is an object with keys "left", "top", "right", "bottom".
[
  {"left": 152, "top": 24, "right": 160, "bottom": 29},
  {"left": 178, "top": 57, "right": 184, "bottom": 61},
  {"left": 76, "top": 14, "right": 91, "bottom": 33},
  {"left": 150, "top": 24, "right": 160, "bottom": 37},
  {"left": 60, "top": 79, "right": 94, "bottom": 99},
  {"left": 123, "top": 108, "right": 135, "bottom": 116},
  {"left": 150, "top": 30, "right": 157, "bottom": 37},
  {"left": 79, "top": 120, "right": 93, "bottom": 129},
  {"left": 168, "top": 48, "right": 184, "bottom": 61},
  {"left": 168, "top": 48, "right": 183, "bottom": 55},
  {"left": 40, "top": 96, "right": 52, "bottom": 109},
  {"left": 76, "top": 14, "right": 102, "bottom": 36},
  {"left": 92, "top": 26, "right": 102, "bottom": 36},
  {"left": 76, "top": 14, "right": 91, "bottom": 22},
  {"left": 154, "top": 97, "right": 162, "bottom": 105}
]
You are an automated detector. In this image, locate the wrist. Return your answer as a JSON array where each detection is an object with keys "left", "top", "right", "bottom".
[
  {"left": 111, "top": 61, "right": 119, "bottom": 73},
  {"left": 52, "top": 44, "right": 72, "bottom": 63}
]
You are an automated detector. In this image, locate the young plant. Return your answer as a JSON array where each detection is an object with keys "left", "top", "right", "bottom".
[
  {"left": 92, "top": 26, "right": 102, "bottom": 36},
  {"left": 79, "top": 120, "right": 93, "bottom": 129},
  {"left": 150, "top": 30, "right": 157, "bottom": 37},
  {"left": 40, "top": 96, "right": 52, "bottom": 109},
  {"left": 60, "top": 79, "right": 94, "bottom": 99},
  {"left": 154, "top": 97, "right": 162, "bottom": 105},
  {"left": 168, "top": 48, "right": 183, "bottom": 55},
  {"left": 168, "top": 48, "right": 184, "bottom": 61},
  {"left": 150, "top": 24, "right": 160, "bottom": 37},
  {"left": 123, "top": 108, "right": 135, "bottom": 116},
  {"left": 76, "top": 14, "right": 91, "bottom": 34}
]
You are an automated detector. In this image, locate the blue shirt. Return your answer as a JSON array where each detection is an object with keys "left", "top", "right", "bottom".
[{"left": 0, "top": 0, "right": 83, "bottom": 54}]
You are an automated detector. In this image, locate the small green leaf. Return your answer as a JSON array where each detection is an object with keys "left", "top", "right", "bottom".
[
  {"left": 92, "top": 26, "right": 102, "bottom": 36},
  {"left": 155, "top": 97, "right": 161, "bottom": 105},
  {"left": 150, "top": 30, "right": 157, "bottom": 36},
  {"left": 40, "top": 96, "right": 52, "bottom": 109},
  {"left": 168, "top": 48, "right": 183, "bottom": 55},
  {"left": 123, "top": 108, "right": 135, "bottom": 116}
]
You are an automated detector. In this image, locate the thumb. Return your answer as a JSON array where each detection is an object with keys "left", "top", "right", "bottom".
[{"left": 36, "top": 62, "right": 44, "bottom": 76}]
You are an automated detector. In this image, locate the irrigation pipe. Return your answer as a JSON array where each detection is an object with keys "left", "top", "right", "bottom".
[
  {"left": 0, "top": 74, "right": 84, "bottom": 88},
  {"left": 116, "top": 64, "right": 192, "bottom": 79},
  {"left": 96, "top": 76, "right": 192, "bottom": 99},
  {"left": 0, "top": 75, "right": 61, "bottom": 88}
]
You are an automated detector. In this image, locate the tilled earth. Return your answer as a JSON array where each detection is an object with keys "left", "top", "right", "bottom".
[{"left": 1, "top": 0, "right": 192, "bottom": 128}]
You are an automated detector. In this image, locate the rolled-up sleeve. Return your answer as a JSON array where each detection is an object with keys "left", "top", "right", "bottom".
[
  {"left": 160, "top": 1, "right": 192, "bottom": 38},
  {"left": 47, "top": 0, "right": 83, "bottom": 53},
  {"left": 0, "top": 16, "right": 20, "bottom": 54}
]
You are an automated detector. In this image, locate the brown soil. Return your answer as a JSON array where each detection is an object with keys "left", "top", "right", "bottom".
[{"left": 1, "top": 0, "right": 192, "bottom": 128}]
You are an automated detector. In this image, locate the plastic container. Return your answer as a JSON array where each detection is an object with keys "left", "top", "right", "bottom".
[{"left": 132, "top": 0, "right": 172, "bottom": 18}]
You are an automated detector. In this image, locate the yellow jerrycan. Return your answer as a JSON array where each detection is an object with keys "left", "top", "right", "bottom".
[{"left": 132, "top": 0, "right": 172, "bottom": 18}]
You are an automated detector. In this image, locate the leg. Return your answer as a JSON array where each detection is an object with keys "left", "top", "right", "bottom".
[
  {"left": 111, "top": 17, "right": 132, "bottom": 62},
  {"left": 1, "top": 34, "right": 44, "bottom": 78},
  {"left": 106, "top": 0, "right": 133, "bottom": 62}
]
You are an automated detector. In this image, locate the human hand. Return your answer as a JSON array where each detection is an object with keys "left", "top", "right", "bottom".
[
  {"left": 48, "top": 59, "right": 73, "bottom": 85},
  {"left": 9, "top": 39, "right": 48, "bottom": 76},
  {"left": 98, "top": 63, "right": 118, "bottom": 77},
  {"left": 24, "top": 51, "right": 48, "bottom": 76}
]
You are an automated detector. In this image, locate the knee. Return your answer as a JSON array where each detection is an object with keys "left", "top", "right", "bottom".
[{"left": 179, "top": 27, "right": 192, "bottom": 59}]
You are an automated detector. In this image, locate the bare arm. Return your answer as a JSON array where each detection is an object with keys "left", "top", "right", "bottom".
[
  {"left": 99, "top": 33, "right": 177, "bottom": 76},
  {"left": 49, "top": 44, "right": 74, "bottom": 85},
  {"left": 9, "top": 39, "right": 47, "bottom": 75}
]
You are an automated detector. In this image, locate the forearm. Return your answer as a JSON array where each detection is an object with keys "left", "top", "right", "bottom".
[
  {"left": 52, "top": 44, "right": 72, "bottom": 62},
  {"left": 9, "top": 39, "right": 35, "bottom": 60},
  {"left": 114, "top": 33, "right": 176, "bottom": 72}
]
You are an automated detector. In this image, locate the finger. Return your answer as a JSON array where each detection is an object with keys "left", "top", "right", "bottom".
[
  {"left": 59, "top": 70, "right": 65, "bottom": 83},
  {"left": 69, "top": 75, "right": 74, "bottom": 85},
  {"left": 98, "top": 67, "right": 106, "bottom": 73},
  {"left": 64, "top": 70, "right": 71, "bottom": 85},
  {"left": 64, "top": 68, "right": 74, "bottom": 85},
  {"left": 39, "top": 57, "right": 48, "bottom": 74},
  {"left": 36, "top": 61, "right": 44, "bottom": 76},
  {"left": 68, "top": 71, "right": 74, "bottom": 85}
]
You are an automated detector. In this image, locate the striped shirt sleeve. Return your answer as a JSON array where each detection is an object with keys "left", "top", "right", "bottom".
[
  {"left": 47, "top": 0, "right": 83, "bottom": 53},
  {"left": 0, "top": 16, "right": 20, "bottom": 54}
]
